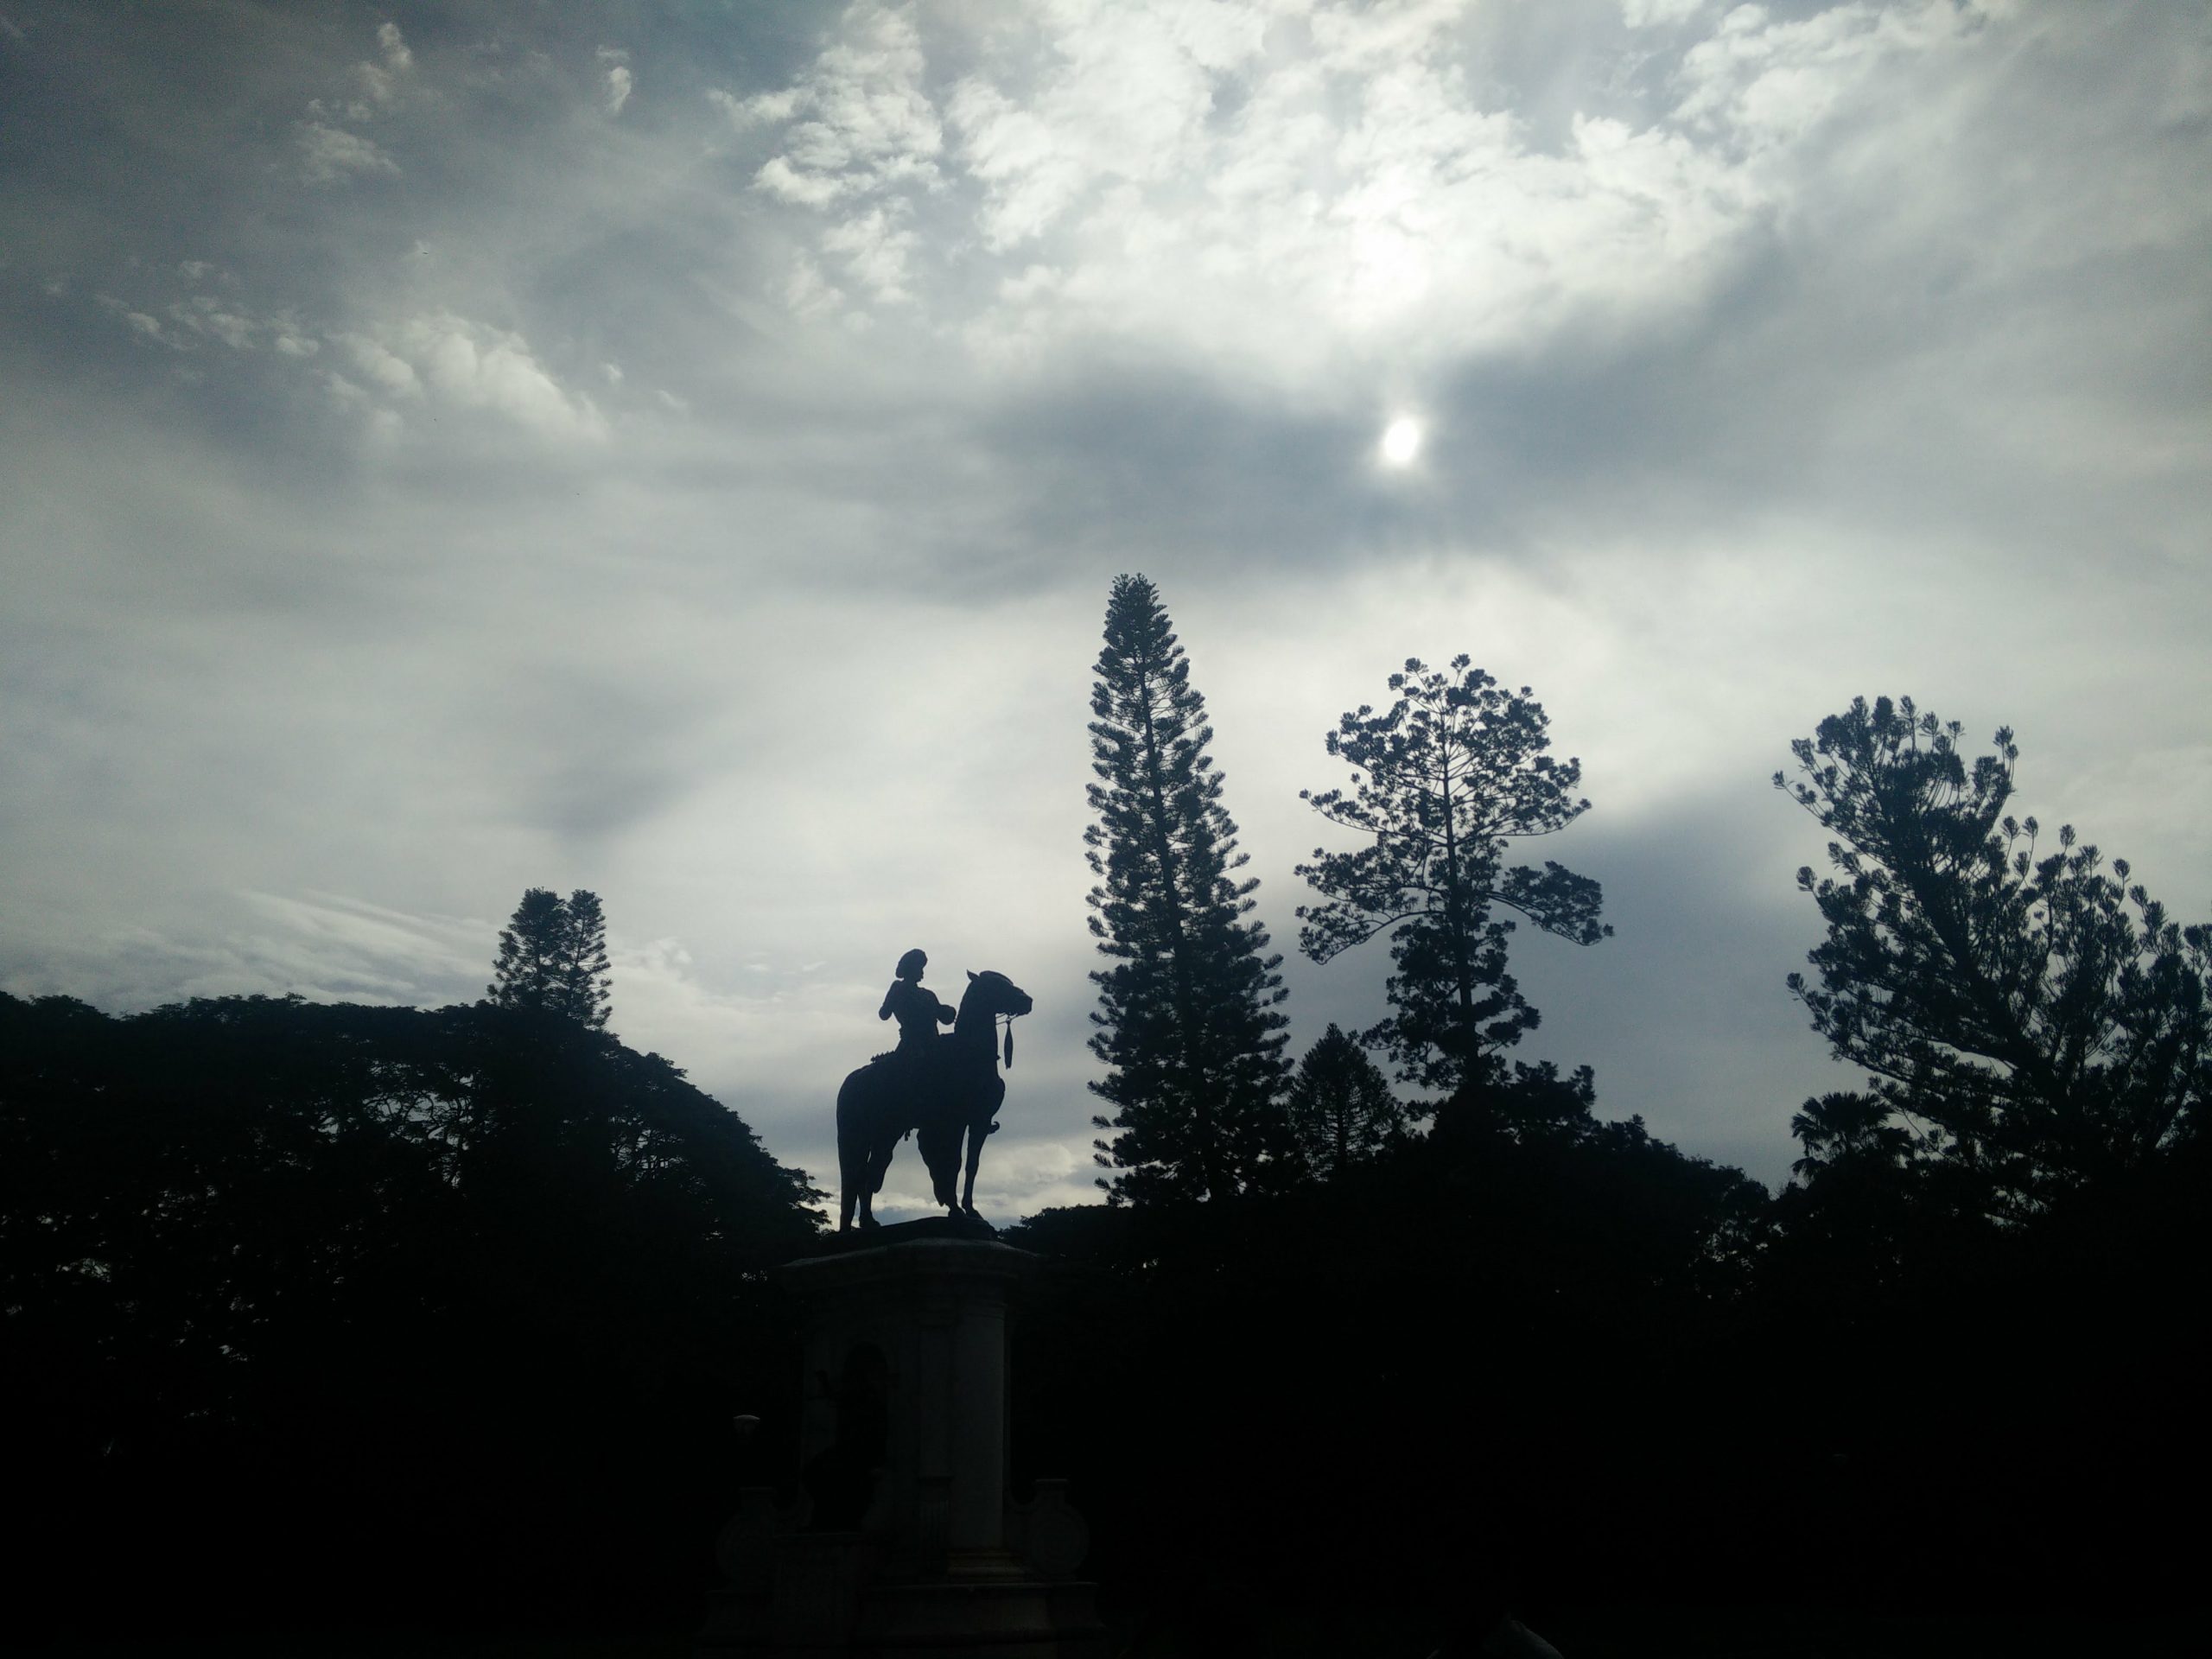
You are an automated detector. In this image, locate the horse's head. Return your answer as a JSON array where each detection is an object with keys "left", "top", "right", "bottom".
[{"left": 965, "top": 969, "right": 1033, "bottom": 1019}]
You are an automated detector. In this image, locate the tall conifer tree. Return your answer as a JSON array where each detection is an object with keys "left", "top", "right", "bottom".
[
  {"left": 1287, "top": 1024, "right": 1408, "bottom": 1180},
  {"left": 489, "top": 888, "right": 567, "bottom": 1015},
  {"left": 1085, "top": 575, "right": 1291, "bottom": 1205},
  {"left": 553, "top": 889, "right": 614, "bottom": 1031},
  {"left": 488, "top": 887, "right": 613, "bottom": 1030}
]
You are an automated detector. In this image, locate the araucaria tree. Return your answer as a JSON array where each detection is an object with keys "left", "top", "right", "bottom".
[
  {"left": 1778, "top": 696, "right": 2208, "bottom": 1214},
  {"left": 1086, "top": 575, "right": 1291, "bottom": 1205},
  {"left": 488, "top": 887, "right": 613, "bottom": 1030},
  {"left": 1297, "top": 657, "right": 1610, "bottom": 1097},
  {"left": 1287, "top": 1024, "right": 1406, "bottom": 1180}
]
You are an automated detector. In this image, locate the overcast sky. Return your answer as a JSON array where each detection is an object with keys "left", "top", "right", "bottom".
[{"left": 4, "top": 0, "right": 2209, "bottom": 1216}]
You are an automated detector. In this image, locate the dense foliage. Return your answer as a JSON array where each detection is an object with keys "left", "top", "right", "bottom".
[
  {"left": 1085, "top": 575, "right": 1293, "bottom": 1204},
  {"left": 1778, "top": 696, "right": 2209, "bottom": 1217},
  {"left": 1007, "top": 1095, "right": 1776, "bottom": 1645},
  {"left": 1, "top": 990, "right": 820, "bottom": 1638},
  {"left": 1284, "top": 1022, "right": 1408, "bottom": 1179}
]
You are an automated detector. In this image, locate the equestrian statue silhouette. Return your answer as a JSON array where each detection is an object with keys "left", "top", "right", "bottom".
[{"left": 836, "top": 967, "right": 1033, "bottom": 1231}]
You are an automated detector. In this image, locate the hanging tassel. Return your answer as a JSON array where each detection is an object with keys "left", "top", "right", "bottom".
[{"left": 1003, "top": 1019, "right": 1014, "bottom": 1069}]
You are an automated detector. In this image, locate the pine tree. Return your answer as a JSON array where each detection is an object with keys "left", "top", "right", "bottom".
[
  {"left": 1778, "top": 695, "right": 2209, "bottom": 1214},
  {"left": 1085, "top": 575, "right": 1291, "bottom": 1205},
  {"left": 1297, "top": 657, "right": 1610, "bottom": 1097},
  {"left": 1287, "top": 1024, "right": 1407, "bottom": 1180},
  {"left": 553, "top": 889, "right": 613, "bottom": 1031},
  {"left": 488, "top": 887, "right": 613, "bottom": 1029}
]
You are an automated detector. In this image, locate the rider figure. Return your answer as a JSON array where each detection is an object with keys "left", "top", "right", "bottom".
[{"left": 879, "top": 948, "right": 955, "bottom": 1087}]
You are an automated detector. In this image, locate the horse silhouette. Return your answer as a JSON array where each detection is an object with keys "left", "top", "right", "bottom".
[{"left": 836, "top": 969, "right": 1033, "bottom": 1230}]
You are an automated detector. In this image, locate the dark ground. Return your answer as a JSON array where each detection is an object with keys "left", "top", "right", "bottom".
[{"left": 19, "top": 1605, "right": 2211, "bottom": 1658}]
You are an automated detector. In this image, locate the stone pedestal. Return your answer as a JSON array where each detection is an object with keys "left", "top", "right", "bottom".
[{"left": 698, "top": 1234, "right": 1105, "bottom": 1659}]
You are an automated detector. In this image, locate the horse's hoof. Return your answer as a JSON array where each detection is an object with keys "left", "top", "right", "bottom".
[{"left": 859, "top": 1216, "right": 880, "bottom": 1231}]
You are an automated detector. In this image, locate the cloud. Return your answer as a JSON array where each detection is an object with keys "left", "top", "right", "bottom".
[
  {"left": 166, "top": 295, "right": 257, "bottom": 349},
  {"left": 1673, "top": 0, "right": 1991, "bottom": 149},
  {"left": 1622, "top": 0, "right": 1707, "bottom": 26},
  {"left": 339, "top": 331, "right": 422, "bottom": 396},
  {"left": 598, "top": 47, "right": 632, "bottom": 116},
  {"left": 733, "top": 0, "right": 2002, "bottom": 377},
  {"left": 97, "top": 296, "right": 178, "bottom": 346},
  {"left": 297, "top": 120, "right": 399, "bottom": 184},
  {"left": 321, "top": 315, "right": 606, "bottom": 439},
  {"left": 357, "top": 19, "right": 413, "bottom": 104},
  {"left": 746, "top": 3, "right": 943, "bottom": 205},
  {"left": 377, "top": 21, "right": 411, "bottom": 74},
  {"left": 391, "top": 314, "right": 607, "bottom": 439},
  {"left": 818, "top": 205, "right": 919, "bottom": 302}
]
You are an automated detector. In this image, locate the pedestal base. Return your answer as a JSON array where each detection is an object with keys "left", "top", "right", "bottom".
[
  {"left": 696, "top": 1238, "right": 1104, "bottom": 1659},
  {"left": 696, "top": 1534, "right": 1107, "bottom": 1658},
  {"left": 854, "top": 1577, "right": 1107, "bottom": 1658}
]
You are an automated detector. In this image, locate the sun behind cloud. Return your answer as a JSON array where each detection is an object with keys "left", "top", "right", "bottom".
[{"left": 1380, "top": 416, "right": 1422, "bottom": 467}]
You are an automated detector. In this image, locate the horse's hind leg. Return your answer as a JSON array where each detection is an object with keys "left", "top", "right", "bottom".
[{"left": 836, "top": 1096, "right": 857, "bottom": 1233}]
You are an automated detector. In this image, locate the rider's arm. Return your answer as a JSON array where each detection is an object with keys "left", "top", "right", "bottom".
[{"left": 879, "top": 983, "right": 899, "bottom": 1020}]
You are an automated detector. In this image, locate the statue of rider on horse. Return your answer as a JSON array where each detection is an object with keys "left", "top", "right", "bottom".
[{"left": 836, "top": 950, "right": 1033, "bottom": 1232}]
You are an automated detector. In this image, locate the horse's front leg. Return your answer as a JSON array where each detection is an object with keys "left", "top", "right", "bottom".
[{"left": 961, "top": 1124, "right": 985, "bottom": 1216}]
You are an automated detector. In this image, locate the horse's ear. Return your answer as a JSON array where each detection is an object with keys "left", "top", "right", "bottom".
[{"left": 967, "top": 969, "right": 976, "bottom": 981}]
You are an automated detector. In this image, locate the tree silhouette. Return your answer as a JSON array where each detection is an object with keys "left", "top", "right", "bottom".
[
  {"left": 1296, "top": 657, "right": 1610, "bottom": 1096},
  {"left": 1085, "top": 575, "right": 1292, "bottom": 1205},
  {"left": 0, "top": 988, "right": 819, "bottom": 1636},
  {"left": 1777, "top": 695, "right": 2209, "bottom": 1216},
  {"left": 555, "top": 888, "right": 613, "bottom": 1030},
  {"left": 488, "top": 887, "right": 612, "bottom": 1029},
  {"left": 1287, "top": 1024, "right": 1406, "bottom": 1179}
]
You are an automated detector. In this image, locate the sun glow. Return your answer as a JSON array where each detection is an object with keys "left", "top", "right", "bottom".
[{"left": 1380, "top": 416, "right": 1422, "bottom": 467}]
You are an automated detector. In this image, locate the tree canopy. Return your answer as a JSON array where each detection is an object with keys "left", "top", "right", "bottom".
[
  {"left": 1777, "top": 695, "right": 2209, "bottom": 1217},
  {"left": 0, "top": 989, "right": 819, "bottom": 1634}
]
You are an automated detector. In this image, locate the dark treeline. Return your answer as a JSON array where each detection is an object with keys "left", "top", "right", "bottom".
[
  {"left": 1002, "top": 1082, "right": 2211, "bottom": 1648},
  {"left": 1027, "top": 582, "right": 2211, "bottom": 1648},
  {"left": 1, "top": 988, "right": 823, "bottom": 1641}
]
